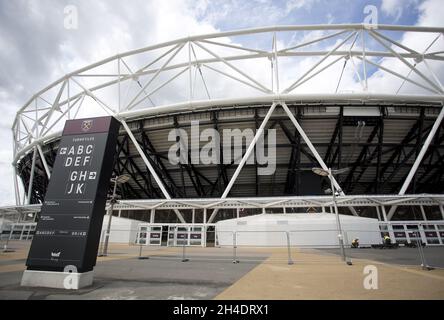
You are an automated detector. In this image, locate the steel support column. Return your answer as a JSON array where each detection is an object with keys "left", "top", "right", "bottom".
[
  {"left": 207, "top": 103, "right": 277, "bottom": 223},
  {"left": 281, "top": 102, "right": 358, "bottom": 216},
  {"left": 36, "top": 144, "right": 51, "bottom": 179},
  {"left": 221, "top": 103, "right": 277, "bottom": 198},
  {"left": 13, "top": 165, "right": 21, "bottom": 206},
  {"left": 399, "top": 106, "right": 444, "bottom": 194},
  {"left": 120, "top": 119, "right": 186, "bottom": 223},
  {"left": 412, "top": 108, "right": 426, "bottom": 192},
  {"left": 26, "top": 147, "right": 38, "bottom": 205},
  {"left": 375, "top": 111, "right": 384, "bottom": 193},
  {"left": 150, "top": 209, "right": 155, "bottom": 223},
  {"left": 388, "top": 105, "right": 444, "bottom": 220},
  {"left": 281, "top": 104, "right": 343, "bottom": 195}
]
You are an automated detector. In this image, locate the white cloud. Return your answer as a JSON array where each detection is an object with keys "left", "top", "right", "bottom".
[
  {"left": 285, "top": 0, "right": 318, "bottom": 15},
  {"left": 381, "top": 0, "right": 404, "bottom": 19},
  {"left": 381, "top": 0, "right": 419, "bottom": 21},
  {"left": 417, "top": 0, "right": 443, "bottom": 26}
]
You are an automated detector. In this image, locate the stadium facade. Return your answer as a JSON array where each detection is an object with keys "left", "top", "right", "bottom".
[{"left": 3, "top": 24, "right": 444, "bottom": 247}]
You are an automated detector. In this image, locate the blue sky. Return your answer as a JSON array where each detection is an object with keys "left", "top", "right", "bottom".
[{"left": 195, "top": 0, "right": 420, "bottom": 29}]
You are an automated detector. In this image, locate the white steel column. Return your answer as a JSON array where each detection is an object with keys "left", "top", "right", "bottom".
[
  {"left": 420, "top": 206, "right": 427, "bottom": 221},
  {"left": 13, "top": 165, "right": 21, "bottom": 206},
  {"left": 376, "top": 206, "right": 382, "bottom": 221},
  {"left": 380, "top": 205, "right": 388, "bottom": 221},
  {"left": 399, "top": 105, "right": 444, "bottom": 195},
  {"left": 281, "top": 102, "right": 358, "bottom": 216},
  {"left": 281, "top": 102, "right": 343, "bottom": 193},
  {"left": 203, "top": 208, "right": 207, "bottom": 247},
  {"left": 440, "top": 205, "right": 444, "bottom": 220},
  {"left": 388, "top": 105, "right": 444, "bottom": 220},
  {"left": 418, "top": 224, "right": 427, "bottom": 245},
  {"left": 221, "top": 102, "right": 276, "bottom": 198},
  {"left": 150, "top": 209, "right": 155, "bottom": 223},
  {"left": 118, "top": 58, "right": 121, "bottom": 111},
  {"left": 272, "top": 32, "right": 280, "bottom": 93},
  {"left": 361, "top": 29, "right": 368, "bottom": 91},
  {"left": 26, "top": 146, "right": 38, "bottom": 205},
  {"left": 120, "top": 119, "right": 186, "bottom": 223},
  {"left": 207, "top": 103, "right": 276, "bottom": 223},
  {"left": 381, "top": 205, "right": 395, "bottom": 243},
  {"left": 37, "top": 144, "right": 51, "bottom": 178}
]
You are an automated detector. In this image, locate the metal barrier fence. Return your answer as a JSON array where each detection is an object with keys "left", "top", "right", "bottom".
[
  {"left": 4, "top": 220, "right": 443, "bottom": 245},
  {"left": 90, "top": 228, "right": 444, "bottom": 270},
  {"left": 1, "top": 225, "right": 442, "bottom": 269}
]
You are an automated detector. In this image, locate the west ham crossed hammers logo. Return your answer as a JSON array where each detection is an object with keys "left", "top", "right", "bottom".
[{"left": 81, "top": 119, "right": 93, "bottom": 132}]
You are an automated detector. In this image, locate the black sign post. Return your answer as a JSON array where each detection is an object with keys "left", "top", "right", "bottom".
[{"left": 22, "top": 116, "right": 120, "bottom": 288}]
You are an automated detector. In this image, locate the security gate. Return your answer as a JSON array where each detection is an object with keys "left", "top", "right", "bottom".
[
  {"left": 137, "top": 223, "right": 213, "bottom": 247},
  {"left": 381, "top": 222, "right": 444, "bottom": 246},
  {"left": 136, "top": 225, "right": 162, "bottom": 245},
  {"left": 167, "top": 225, "right": 205, "bottom": 247}
]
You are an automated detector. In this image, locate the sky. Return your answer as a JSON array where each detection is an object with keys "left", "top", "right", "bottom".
[{"left": 0, "top": 0, "right": 443, "bottom": 206}]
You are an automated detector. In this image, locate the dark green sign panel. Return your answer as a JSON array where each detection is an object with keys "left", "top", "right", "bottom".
[{"left": 26, "top": 116, "right": 120, "bottom": 272}]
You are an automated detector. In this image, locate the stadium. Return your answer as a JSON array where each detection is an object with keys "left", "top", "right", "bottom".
[{"left": 3, "top": 24, "right": 444, "bottom": 248}]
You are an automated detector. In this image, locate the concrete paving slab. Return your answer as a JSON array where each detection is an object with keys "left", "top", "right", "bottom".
[
  {"left": 2, "top": 242, "right": 444, "bottom": 300},
  {"left": 0, "top": 242, "right": 266, "bottom": 300},
  {"left": 215, "top": 248, "right": 444, "bottom": 300},
  {"left": 321, "top": 247, "right": 444, "bottom": 268}
]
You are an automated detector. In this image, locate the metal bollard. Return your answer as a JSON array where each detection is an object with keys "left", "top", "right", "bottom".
[
  {"left": 2, "top": 234, "right": 15, "bottom": 253},
  {"left": 97, "top": 230, "right": 106, "bottom": 257},
  {"left": 416, "top": 235, "right": 432, "bottom": 270},
  {"left": 138, "top": 243, "right": 149, "bottom": 260},
  {"left": 343, "top": 231, "right": 352, "bottom": 266},
  {"left": 285, "top": 232, "right": 294, "bottom": 265},
  {"left": 232, "top": 232, "right": 239, "bottom": 264},
  {"left": 181, "top": 244, "right": 189, "bottom": 262}
]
